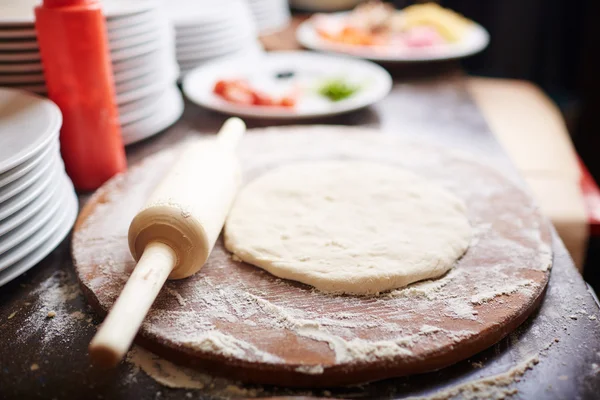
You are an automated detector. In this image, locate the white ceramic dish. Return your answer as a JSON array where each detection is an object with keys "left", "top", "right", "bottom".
[
  {"left": 2, "top": 83, "right": 47, "bottom": 93},
  {"left": 119, "top": 85, "right": 181, "bottom": 125},
  {"left": 0, "top": 151, "right": 53, "bottom": 204},
  {"left": 105, "top": 8, "right": 157, "bottom": 30},
  {"left": 0, "top": 141, "right": 56, "bottom": 189},
  {"left": 183, "top": 51, "right": 392, "bottom": 119},
  {"left": 121, "top": 88, "right": 184, "bottom": 145},
  {"left": 115, "top": 61, "right": 178, "bottom": 95},
  {"left": 0, "top": 171, "right": 58, "bottom": 238},
  {"left": 0, "top": 62, "right": 42, "bottom": 74},
  {"left": 0, "top": 0, "right": 154, "bottom": 23},
  {"left": 296, "top": 12, "right": 490, "bottom": 62},
  {"left": 116, "top": 70, "right": 176, "bottom": 105},
  {"left": 0, "top": 88, "right": 61, "bottom": 174},
  {"left": 0, "top": 40, "right": 38, "bottom": 51},
  {"left": 0, "top": 177, "right": 78, "bottom": 286},
  {"left": 0, "top": 159, "right": 57, "bottom": 222},
  {"left": 108, "top": 17, "right": 161, "bottom": 42},
  {"left": 109, "top": 23, "right": 170, "bottom": 53},
  {"left": 114, "top": 57, "right": 178, "bottom": 84},
  {"left": 110, "top": 36, "right": 164, "bottom": 63},
  {"left": 164, "top": 0, "right": 247, "bottom": 26},
  {"left": 0, "top": 27, "right": 36, "bottom": 39},
  {"left": 0, "top": 72, "right": 44, "bottom": 84},
  {"left": 0, "top": 51, "right": 40, "bottom": 63},
  {"left": 112, "top": 48, "right": 168, "bottom": 75},
  {"left": 0, "top": 176, "right": 62, "bottom": 255}
]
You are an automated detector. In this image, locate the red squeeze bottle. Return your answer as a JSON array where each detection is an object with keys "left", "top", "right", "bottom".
[{"left": 35, "top": 0, "right": 127, "bottom": 191}]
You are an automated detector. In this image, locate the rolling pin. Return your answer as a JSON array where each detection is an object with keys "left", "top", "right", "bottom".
[{"left": 89, "top": 118, "right": 246, "bottom": 367}]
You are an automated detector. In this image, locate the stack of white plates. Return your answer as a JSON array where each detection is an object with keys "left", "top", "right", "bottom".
[
  {"left": 0, "top": 0, "right": 184, "bottom": 145},
  {"left": 247, "top": 0, "right": 291, "bottom": 34},
  {"left": 163, "top": 0, "right": 264, "bottom": 77},
  {"left": 0, "top": 88, "right": 78, "bottom": 287}
]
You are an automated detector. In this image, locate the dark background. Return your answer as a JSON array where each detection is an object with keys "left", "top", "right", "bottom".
[{"left": 391, "top": 1, "right": 598, "bottom": 167}]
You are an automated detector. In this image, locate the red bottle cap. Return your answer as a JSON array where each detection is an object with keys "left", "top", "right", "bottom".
[{"left": 42, "top": 0, "right": 98, "bottom": 8}]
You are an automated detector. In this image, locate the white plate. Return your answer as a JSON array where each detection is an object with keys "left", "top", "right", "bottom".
[
  {"left": 105, "top": 8, "right": 157, "bottom": 30},
  {"left": 108, "top": 16, "right": 161, "bottom": 42},
  {"left": 110, "top": 36, "right": 164, "bottom": 63},
  {"left": 0, "top": 62, "right": 42, "bottom": 73},
  {"left": 119, "top": 83, "right": 181, "bottom": 125},
  {"left": 109, "top": 22, "right": 170, "bottom": 53},
  {"left": 183, "top": 51, "right": 392, "bottom": 119},
  {"left": 0, "top": 140, "right": 56, "bottom": 188},
  {"left": 0, "top": 88, "right": 61, "bottom": 174},
  {"left": 0, "top": 51, "right": 40, "bottom": 63},
  {"left": 102, "top": 0, "right": 156, "bottom": 19},
  {"left": 112, "top": 47, "right": 171, "bottom": 75},
  {"left": 121, "top": 87, "right": 183, "bottom": 144},
  {"left": 0, "top": 174, "right": 63, "bottom": 255},
  {"left": 115, "top": 60, "right": 178, "bottom": 95},
  {"left": 0, "top": 157, "right": 57, "bottom": 222},
  {"left": 177, "top": 42, "right": 264, "bottom": 75},
  {"left": 0, "top": 27, "right": 36, "bottom": 39},
  {"left": 0, "top": 149, "right": 54, "bottom": 204},
  {"left": 175, "top": 28, "right": 251, "bottom": 48},
  {"left": 0, "top": 170, "right": 58, "bottom": 238},
  {"left": 115, "top": 58, "right": 178, "bottom": 84},
  {"left": 165, "top": 0, "right": 246, "bottom": 26},
  {"left": 116, "top": 68, "right": 176, "bottom": 105},
  {"left": 1, "top": 83, "right": 47, "bottom": 93},
  {"left": 174, "top": 13, "right": 255, "bottom": 35},
  {"left": 296, "top": 13, "right": 490, "bottom": 62},
  {"left": 0, "top": 40, "right": 38, "bottom": 51},
  {"left": 176, "top": 41, "right": 248, "bottom": 61},
  {"left": 176, "top": 39, "right": 262, "bottom": 64},
  {"left": 0, "top": 176, "right": 78, "bottom": 285},
  {"left": 0, "top": 72, "right": 44, "bottom": 84}
]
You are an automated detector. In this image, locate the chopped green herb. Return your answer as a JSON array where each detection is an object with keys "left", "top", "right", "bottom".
[
  {"left": 318, "top": 79, "right": 360, "bottom": 102},
  {"left": 276, "top": 71, "right": 295, "bottom": 79}
]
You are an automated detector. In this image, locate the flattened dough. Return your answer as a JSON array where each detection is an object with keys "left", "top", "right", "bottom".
[{"left": 224, "top": 161, "right": 472, "bottom": 295}]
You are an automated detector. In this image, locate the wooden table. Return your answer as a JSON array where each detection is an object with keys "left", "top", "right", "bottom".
[{"left": 1, "top": 68, "right": 600, "bottom": 399}]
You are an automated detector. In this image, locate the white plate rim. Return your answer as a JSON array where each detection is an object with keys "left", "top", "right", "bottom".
[
  {"left": 0, "top": 175, "right": 64, "bottom": 255},
  {"left": 0, "top": 148, "right": 54, "bottom": 204},
  {"left": 296, "top": 13, "right": 490, "bottom": 62},
  {"left": 182, "top": 51, "right": 393, "bottom": 119},
  {"left": 0, "top": 177, "right": 78, "bottom": 286},
  {"left": 0, "top": 157, "right": 58, "bottom": 222},
  {"left": 121, "top": 87, "right": 184, "bottom": 144},
  {"left": 0, "top": 88, "right": 62, "bottom": 174},
  {"left": 0, "top": 140, "right": 56, "bottom": 188},
  {"left": 119, "top": 84, "right": 181, "bottom": 125},
  {"left": 0, "top": 169, "right": 59, "bottom": 238}
]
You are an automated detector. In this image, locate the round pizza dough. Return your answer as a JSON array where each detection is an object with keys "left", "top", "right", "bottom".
[{"left": 224, "top": 161, "right": 472, "bottom": 295}]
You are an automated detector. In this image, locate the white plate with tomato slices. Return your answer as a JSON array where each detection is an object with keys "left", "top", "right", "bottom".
[{"left": 182, "top": 51, "right": 392, "bottom": 119}]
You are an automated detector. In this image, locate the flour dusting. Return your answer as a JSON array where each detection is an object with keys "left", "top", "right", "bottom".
[
  {"left": 16, "top": 270, "right": 84, "bottom": 345},
  {"left": 73, "top": 129, "right": 553, "bottom": 383}
]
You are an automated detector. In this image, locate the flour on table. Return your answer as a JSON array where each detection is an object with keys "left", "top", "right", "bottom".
[{"left": 16, "top": 270, "right": 85, "bottom": 345}]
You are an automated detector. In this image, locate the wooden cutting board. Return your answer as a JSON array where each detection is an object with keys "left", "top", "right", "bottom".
[{"left": 72, "top": 126, "right": 552, "bottom": 387}]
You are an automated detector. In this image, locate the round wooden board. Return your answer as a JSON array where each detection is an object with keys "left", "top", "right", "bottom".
[{"left": 72, "top": 126, "right": 552, "bottom": 387}]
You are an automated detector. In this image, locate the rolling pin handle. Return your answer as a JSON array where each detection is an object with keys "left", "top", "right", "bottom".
[
  {"left": 88, "top": 241, "right": 177, "bottom": 367},
  {"left": 217, "top": 117, "right": 246, "bottom": 152}
]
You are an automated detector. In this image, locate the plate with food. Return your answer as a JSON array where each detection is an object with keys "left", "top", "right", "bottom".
[
  {"left": 182, "top": 51, "right": 392, "bottom": 119},
  {"left": 297, "top": 1, "right": 489, "bottom": 62}
]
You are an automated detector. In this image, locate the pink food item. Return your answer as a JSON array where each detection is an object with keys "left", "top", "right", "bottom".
[{"left": 403, "top": 26, "right": 445, "bottom": 48}]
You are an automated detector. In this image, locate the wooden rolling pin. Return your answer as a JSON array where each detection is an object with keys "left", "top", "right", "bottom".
[{"left": 89, "top": 118, "right": 246, "bottom": 367}]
